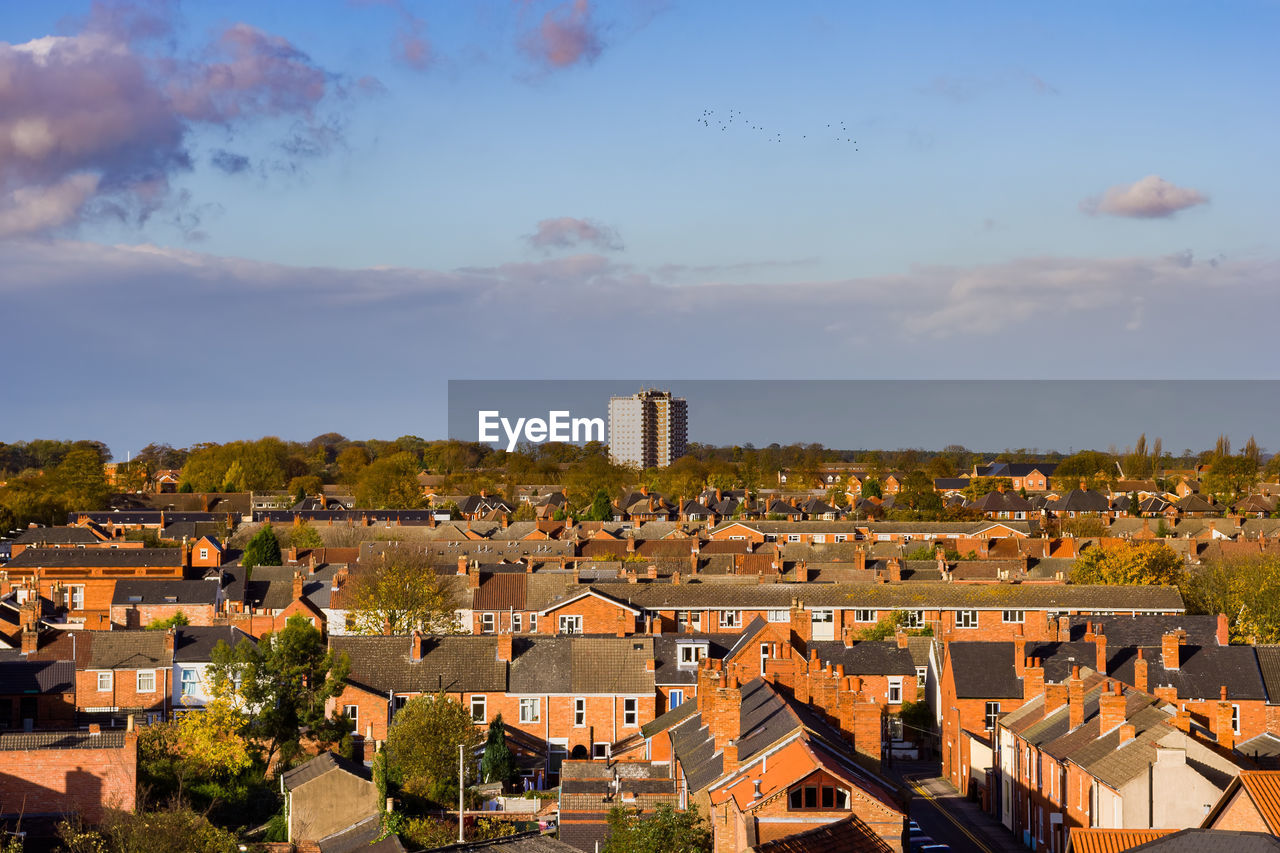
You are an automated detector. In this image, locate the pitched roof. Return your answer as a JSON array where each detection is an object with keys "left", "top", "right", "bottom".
[
  {"left": 173, "top": 626, "right": 254, "bottom": 662},
  {"left": 473, "top": 573, "right": 527, "bottom": 611},
  {"left": 947, "top": 642, "right": 1023, "bottom": 699},
  {"left": 1256, "top": 646, "right": 1280, "bottom": 703},
  {"left": 0, "top": 658, "right": 75, "bottom": 694},
  {"left": 1127, "top": 829, "right": 1280, "bottom": 851},
  {"left": 0, "top": 730, "right": 129, "bottom": 750},
  {"left": 85, "top": 631, "right": 173, "bottom": 669},
  {"left": 5, "top": 547, "right": 183, "bottom": 569},
  {"left": 112, "top": 580, "right": 219, "bottom": 606},
  {"left": 281, "top": 751, "right": 373, "bottom": 789},
  {"left": 750, "top": 813, "right": 892, "bottom": 852},
  {"left": 332, "top": 635, "right": 508, "bottom": 695},
  {"left": 1237, "top": 771, "right": 1280, "bottom": 834},
  {"left": 1068, "top": 828, "right": 1175, "bottom": 853},
  {"left": 13, "top": 527, "right": 104, "bottom": 545}
]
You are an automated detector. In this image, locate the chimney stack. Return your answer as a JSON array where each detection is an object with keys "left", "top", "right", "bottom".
[
  {"left": 1162, "top": 630, "right": 1184, "bottom": 671},
  {"left": 1068, "top": 666, "right": 1084, "bottom": 729},
  {"left": 1215, "top": 690, "right": 1236, "bottom": 751},
  {"left": 496, "top": 633, "right": 513, "bottom": 662},
  {"left": 1098, "top": 681, "right": 1126, "bottom": 733},
  {"left": 1044, "top": 680, "right": 1069, "bottom": 713},
  {"left": 888, "top": 557, "right": 901, "bottom": 584},
  {"left": 895, "top": 629, "right": 909, "bottom": 650},
  {"left": 1134, "top": 648, "right": 1149, "bottom": 693},
  {"left": 1013, "top": 625, "right": 1026, "bottom": 677},
  {"left": 457, "top": 555, "right": 467, "bottom": 575},
  {"left": 410, "top": 631, "right": 423, "bottom": 662},
  {"left": 1094, "top": 623, "right": 1108, "bottom": 675},
  {"left": 1023, "top": 658, "right": 1045, "bottom": 702},
  {"left": 1217, "top": 613, "right": 1230, "bottom": 646},
  {"left": 292, "top": 570, "right": 304, "bottom": 603}
]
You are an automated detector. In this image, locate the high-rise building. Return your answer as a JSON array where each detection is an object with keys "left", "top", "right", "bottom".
[{"left": 608, "top": 389, "right": 688, "bottom": 469}]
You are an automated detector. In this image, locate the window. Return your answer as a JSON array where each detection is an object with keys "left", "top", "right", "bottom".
[
  {"left": 137, "top": 670, "right": 156, "bottom": 693},
  {"left": 519, "top": 698, "right": 540, "bottom": 723},
  {"left": 1232, "top": 704, "right": 1240, "bottom": 735},
  {"left": 669, "top": 689, "right": 684, "bottom": 709},
  {"left": 956, "top": 610, "right": 979, "bottom": 628},
  {"left": 766, "top": 609, "right": 790, "bottom": 622},
  {"left": 344, "top": 704, "right": 359, "bottom": 733},
  {"left": 1002, "top": 610, "right": 1025, "bottom": 623},
  {"left": 481, "top": 613, "right": 496, "bottom": 634},
  {"left": 834, "top": 534, "right": 847, "bottom": 543},
  {"left": 760, "top": 642, "right": 772, "bottom": 673},
  {"left": 788, "top": 534, "right": 801, "bottom": 542},
  {"left": 720, "top": 610, "right": 742, "bottom": 629},
  {"left": 812, "top": 534, "right": 825, "bottom": 543},
  {"left": 574, "top": 698, "right": 586, "bottom": 727},
  {"left": 96, "top": 672, "right": 113, "bottom": 692},
  {"left": 901, "top": 610, "right": 925, "bottom": 629},
  {"left": 471, "top": 695, "right": 487, "bottom": 723},
  {"left": 789, "top": 784, "right": 851, "bottom": 811},
  {"left": 559, "top": 615, "right": 582, "bottom": 634},
  {"left": 180, "top": 668, "right": 199, "bottom": 697},
  {"left": 677, "top": 611, "right": 702, "bottom": 632},
  {"left": 68, "top": 585, "right": 85, "bottom": 610},
  {"left": 854, "top": 609, "right": 876, "bottom": 623},
  {"left": 199, "top": 548, "right": 209, "bottom": 561},
  {"left": 985, "top": 701, "right": 1001, "bottom": 731},
  {"left": 677, "top": 643, "right": 707, "bottom": 666},
  {"left": 512, "top": 613, "right": 522, "bottom": 633},
  {"left": 916, "top": 666, "right": 927, "bottom": 689},
  {"left": 529, "top": 614, "right": 537, "bottom": 633},
  {"left": 593, "top": 742, "right": 610, "bottom": 759},
  {"left": 887, "top": 677, "right": 903, "bottom": 704},
  {"left": 623, "top": 698, "right": 637, "bottom": 727}
]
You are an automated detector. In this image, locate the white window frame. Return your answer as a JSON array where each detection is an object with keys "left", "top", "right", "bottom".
[
  {"left": 677, "top": 643, "right": 707, "bottom": 667},
  {"left": 199, "top": 548, "right": 209, "bottom": 561},
  {"left": 529, "top": 613, "right": 537, "bottom": 632},
  {"left": 96, "top": 671, "right": 113, "bottom": 692},
  {"left": 559, "top": 614, "right": 583, "bottom": 634},
  {"left": 137, "top": 670, "right": 156, "bottom": 693},
  {"left": 574, "top": 697, "right": 586, "bottom": 727},
  {"left": 344, "top": 703, "right": 359, "bottom": 733},
  {"left": 787, "top": 534, "right": 801, "bottom": 543},
  {"left": 985, "top": 701, "right": 1001, "bottom": 731},
  {"left": 766, "top": 609, "right": 790, "bottom": 622},
  {"left": 512, "top": 613, "right": 522, "bottom": 633},
  {"left": 720, "top": 610, "right": 742, "bottom": 629},
  {"left": 623, "top": 698, "right": 638, "bottom": 727},
  {"left": 471, "top": 695, "right": 487, "bottom": 724},
  {"left": 519, "top": 697, "right": 541, "bottom": 723},
  {"left": 69, "top": 585, "right": 85, "bottom": 610},
  {"left": 956, "top": 610, "right": 979, "bottom": 629},
  {"left": 854, "top": 609, "right": 876, "bottom": 623},
  {"left": 901, "top": 610, "right": 925, "bottom": 629},
  {"left": 180, "top": 667, "right": 199, "bottom": 697},
  {"left": 1232, "top": 703, "right": 1241, "bottom": 735},
  {"left": 593, "top": 742, "right": 610, "bottom": 759},
  {"left": 917, "top": 666, "right": 927, "bottom": 689},
  {"left": 481, "top": 613, "right": 496, "bottom": 634},
  {"left": 834, "top": 534, "right": 848, "bottom": 543},
  {"left": 669, "top": 689, "right": 684, "bottom": 709},
  {"left": 1002, "top": 610, "right": 1025, "bottom": 623},
  {"left": 887, "top": 677, "right": 903, "bottom": 704},
  {"left": 677, "top": 611, "right": 702, "bottom": 632}
]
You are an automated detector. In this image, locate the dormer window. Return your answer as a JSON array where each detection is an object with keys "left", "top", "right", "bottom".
[{"left": 677, "top": 643, "right": 708, "bottom": 667}]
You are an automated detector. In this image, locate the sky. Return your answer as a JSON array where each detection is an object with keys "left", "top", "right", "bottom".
[{"left": 1, "top": 1, "right": 1277, "bottom": 458}]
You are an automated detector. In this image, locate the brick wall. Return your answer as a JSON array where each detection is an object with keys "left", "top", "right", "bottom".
[
  {"left": 109, "top": 603, "right": 218, "bottom": 629},
  {"left": 540, "top": 596, "right": 639, "bottom": 635},
  {"left": 0, "top": 733, "right": 137, "bottom": 822},
  {"left": 76, "top": 668, "right": 170, "bottom": 716}
]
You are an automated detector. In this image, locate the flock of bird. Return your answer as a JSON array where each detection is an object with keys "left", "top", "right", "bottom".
[{"left": 696, "top": 108, "right": 858, "bottom": 148}]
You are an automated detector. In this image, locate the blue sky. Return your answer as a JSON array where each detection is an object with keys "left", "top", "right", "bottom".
[{"left": 1, "top": 1, "right": 1277, "bottom": 456}]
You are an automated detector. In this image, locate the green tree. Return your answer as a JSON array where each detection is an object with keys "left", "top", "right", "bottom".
[
  {"left": 562, "top": 453, "right": 633, "bottom": 505},
  {"left": 53, "top": 446, "right": 110, "bottom": 510},
  {"left": 209, "top": 615, "right": 351, "bottom": 771},
  {"left": 386, "top": 692, "right": 482, "bottom": 804},
  {"left": 584, "top": 488, "right": 614, "bottom": 522},
  {"left": 347, "top": 544, "right": 459, "bottom": 635},
  {"left": 1053, "top": 450, "right": 1116, "bottom": 492},
  {"left": 480, "top": 714, "right": 519, "bottom": 789},
  {"left": 145, "top": 611, "right": 189, "bottom": 630},
  {"left": 57, "top": 806, "right": 240, "bottom": 853},
  {"left": 1183, "top": 555, "right": 1280, "bottom": 644},
  {"left": 240, "top": 525, "right": 282, "bottom": 569},
  {"left": 1069, "top": 541, "right": 1184, "bottom": 586},
  {"left": 602, "top": 803, "right": 712, "bottom": 853},
  {"left": 354, "top": 452, "right": 423, "bottom": 509},
  {"left": 290, "top": 521, "right": 324, "bottom": 550},
  {"left": 861, "top": 478, "right": 883, "bottom": 499}
]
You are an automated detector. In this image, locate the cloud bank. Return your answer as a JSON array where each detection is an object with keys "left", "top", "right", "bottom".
[{"left": 521, "top": 0, "right": 603, "bottom": 69}]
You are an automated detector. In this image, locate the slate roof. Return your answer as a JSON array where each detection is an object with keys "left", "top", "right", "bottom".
[
  {"left": 948, "top": 642, "right": 1023, "bottom": 699},
  {"left": 807, "top": 641, "right": 918, "bottom": 677},
  {"left": 0, "top": 730, "right": 129, "bottom": 750},
  {"left": 112, "top": 580, "right": 219, "bottom": 606},
  {"left": 173, "top": 626, "right": 254, "bottom": 662},
  {"left": 1052, "top": 489, "right": 1111, "bottom": 513},
  {"left": 13, "top": 527, "right": 103, "bottom": 545},
  {"left": 332, "top": 635, "right": 508, "bottom": 695},
  {"left": 427, "top": 831, "right": 579, "bottom": 852},
  {"left": 86, "top": 631, "right": 173, "bottom": 669},
  {"left": 1256, "top": 646, "right": 1280, "bottom": 703},
  {"left": 0, "top": 658, "right": 75, "bottom": 694},
  {"left": 1127, "top": 829, "right": 1280, "bottom": 851},
  {"left": 652, "top": 633, "right": 738, "bottom": 685},
  {"left": 281, "top": 751, "right": 373, "bottom": 789},
  {"left": 5, "top": 547, "right": 183, "bottom": 568},
  {"left": 473, "top": 572, "right": 528, "bottom": 611},
  {"left": 511, "top": 637, "right": 654, "bottom": 695},
  {"left": 1064, "top": 615, "right": 1223, "bottom": 647}
]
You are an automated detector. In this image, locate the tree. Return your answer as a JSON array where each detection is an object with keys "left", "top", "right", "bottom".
[
  {"left": 172, "top": 698, "right": 254, "bottom": 780},
  {"left": 346, "top": 544, "right": 460, "bottom": 635},
  {"left": 241, "top": 525, "right": 282, "bottom": 569},
  {"left": 861, "top": 478, "right": 883, "bottom": 499},
  {"left": 561, "top": 454, "right": 632, "bottom": 505},
  {"left": 354, "top": 452, "right": 423, "bottom": 509},
  {"left": 145, "top": 611, "right": 189, "bottom": 630},
  {"left": 584, "top": 488, "right": 614, "bottom": 522},
  {"left": 1069, "top": 541, "right": 1184, "bottom": 586},
  {"left": 289, "top": 521, "right": 324, "bottom": 550},
  {"left": 480, "top": 714, "right": 519, "bottom": 789},
  {"left": 209, "top": 615, "right": 351, "bottom": 770},
  {"left": 57, "top": 805, "right": 240, "bottom": 853},
  {"left": 385, "top": 692, "right": 482, "bottom": 804},
  {"left": 52, "top": 446, "right": 110, "bottom": 510},
  {"left": 602, "top": 803, "right": 712, "bottom": 853},
  {"left": 1053, "top": 450, "right": 1116, "bottom": 492},
  {"left": 1183, "top": 555, "right": 1280, "bottom": 644}
]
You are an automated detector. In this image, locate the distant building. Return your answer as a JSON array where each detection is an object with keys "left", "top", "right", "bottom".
[{"left": 608, "top": 389, "right": 688, "bottom": 469}]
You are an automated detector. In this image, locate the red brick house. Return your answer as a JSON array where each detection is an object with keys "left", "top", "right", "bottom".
[{"left": 0, "top": 726, "right": 138, "bottom": 824}]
